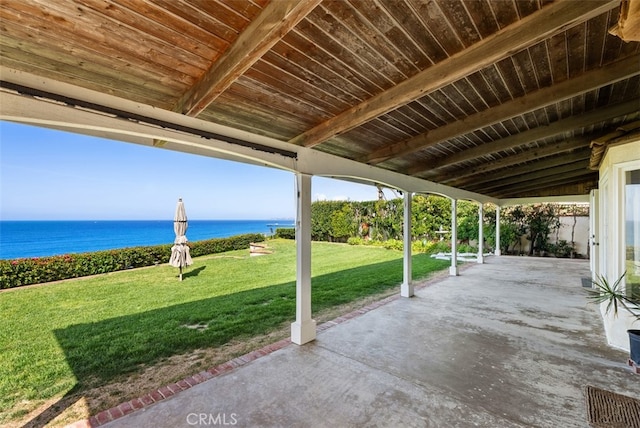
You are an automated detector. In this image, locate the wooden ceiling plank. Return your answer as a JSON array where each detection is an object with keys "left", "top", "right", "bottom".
[
  {"left": 305, "top": 5, "right": 404, "bottom": 88},
  {"left": 0, "top": 16, "right": 193, "bottom": 88},
  {"left": 0, "top": 2, "right": 205, "bottom": 78},
  {"left": 412, "top": 0, "right": 466, "bottom": 58},
  {"left": 88, "top": 0, "right": 226, "bottom": 59},
  {"left": 434, "top": 0, "right": 483, "bottom": 48},
  {"left": 19, "top": 0, "right": 208, "bottom": 73},
  {"left": 529, "top": 40, "right": 553, "bottom": 87},
  {"left": 496, "top": 56, "right": 526, "bottom": 99},
  {"left": 0, "top": 53, "right": 175, "bottom": 108},
  {"left": 495, "top": 178, "right": 598, "bottom": 199},
  {"left": 411, "top": 98, "right": 640, "bottom": 176},
  {"left": 328, "top": 0, "right": 423, "bottom": 78},
  {"left": 289, "top": 0, "right": 619, "bottom": 148},
  {"left": 440, "top": 136, "right": 593, "bottom": 185},
  {"left": 278, "top": 31, "right": 373, "bottom": 103},
  {"left": 175, "top": 0, "right": 322, "bottom": 117},
  {"left": 245, "top": 59, "right": 348, "bottom": 115},
  {"left": 367, "top": 54, "right": 639, "bottom": 164},
  {"left": 490, "top": 170, "right": 597, "bottom": 197},
  {"left": 463, "top": 0, "right": 501, "bottom": 39},
  {"left": 464, "top": 156, "right": 590, "bottom": 191}
]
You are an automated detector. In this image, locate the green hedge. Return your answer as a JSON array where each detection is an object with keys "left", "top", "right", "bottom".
[
  {"left": 274, "top": 228, "right": 295, "bottom": 239},
  {"left": 0, "top": 233, "right": 265, "bottom": 289}
]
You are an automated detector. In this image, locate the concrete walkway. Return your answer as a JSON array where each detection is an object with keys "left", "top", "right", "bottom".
[{"left": 100, "top": 256, "right": 639, "bottom": 427}]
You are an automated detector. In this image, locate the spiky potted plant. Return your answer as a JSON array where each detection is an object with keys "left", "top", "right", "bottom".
[{"left": 586, "top": 271, "right": 640, "bottom": 373}]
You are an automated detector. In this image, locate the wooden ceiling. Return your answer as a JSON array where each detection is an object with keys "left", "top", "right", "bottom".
[{"left": 1, "top": 0, "right": 639, "bottom": 199}]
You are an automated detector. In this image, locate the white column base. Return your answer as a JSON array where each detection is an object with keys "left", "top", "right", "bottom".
[
  {"left": 495, "top": 249, "right": 501, "bottom": 256},
  {"left": 449, "top": 266, "right": 459, "bottom": 276},
  {"left": 477, "top": 255, "right": 484, "bottom": 264},
  {"left": 291, "top": 319, "right": 316, "bottom": 345},
  {"left": 401, "top": 282, "right": 414, "bottom": 297}
]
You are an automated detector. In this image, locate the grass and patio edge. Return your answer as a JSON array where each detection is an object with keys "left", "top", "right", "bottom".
[
  {"left": 0, "top": 240, "right": 451, "bottom": 426},
  {"left": 0, "top": 233, "right": 265, "bottom": 289}
]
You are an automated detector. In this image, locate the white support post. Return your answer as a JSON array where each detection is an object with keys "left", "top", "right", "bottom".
[
  {"left": 450, "top": 198, "right": 458, "bottom": 276},
  {"left": 401, "top": 191, "right": 414, "bottom": 297},
  {"left": 291, "top": 173, "right": 316, "bottom": 345},
  {"left": 495, "top": 206, "right": 502, "bottom": 256},
  {"left": 477, "top": 203, "right": 484, "bottom": 264}
]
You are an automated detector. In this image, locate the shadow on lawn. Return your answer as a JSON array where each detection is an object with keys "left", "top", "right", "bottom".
[
  {"left": 182, "top": 265, "right": 206, "bottom": 279},
  {"left": 26, "top": 255, "right": 447, "bottom": 426}
]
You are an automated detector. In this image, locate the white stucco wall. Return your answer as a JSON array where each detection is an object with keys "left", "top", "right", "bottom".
[
  {"left": 512, "top": 215, "right": 590, "bottom": 257},
  {"left": 556, "top": 216, "right": 590, "bottom": 256},
  {"left": 597, "top": 139, "right": 640, "bottom": 351}
]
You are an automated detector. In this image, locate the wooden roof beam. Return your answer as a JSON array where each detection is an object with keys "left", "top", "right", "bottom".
[
  {"left": 175, "top": 0, "right": 322, "bottom": 117},
  {"left": 367, "top": 54, "right": 639, "bottom": 164},
  {"left": 288, "top": 0, "right": 620, "bottom": 148},
  {"left": 411, "top": 99, "right": 640, "bottom": 177},
  {"left": 450, "top": 149, "right": 591, "bottom": 189},
  {"left": 492, "top": 173, "right": 598, "bottom": 198},
  {"left": 465, "top": 159, "right": 590, "bottom": 193},
  {"left": 440, "top": 136, "right": 593, "bottom": 185}
]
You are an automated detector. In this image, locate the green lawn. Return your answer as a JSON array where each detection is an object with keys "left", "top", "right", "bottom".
[{"left": 0, "top": 239, "right": 450, "bottom": 423}]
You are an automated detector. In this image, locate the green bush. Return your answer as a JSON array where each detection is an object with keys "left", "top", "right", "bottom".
[
  {"left": 274, "top": 228, "right": 295, "bottom": 239},
  {"left": 457, "top": 243, "right": 478, "bottom": 254},
  {"left": 347, "top": 237, "right": 365, "bottom": 246},
  {"left": 0, "top": 233, "right": 265, "bottom": 289},
  {"left": 382, "top": 239, "right": 403, "bottom": 251},
  {"left": 548, "top": 240, "right": 574, "bottom": 258},
  {"left": 188, "top": 233, "right": 264, "bottom": 258},
  {"left": 423, "top": 240, "right": 451, "bottom": 254}
]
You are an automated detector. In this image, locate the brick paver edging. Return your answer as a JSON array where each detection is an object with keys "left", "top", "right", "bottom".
[{"left": 65, "top": 264, "right": 467, "bottom": 427}]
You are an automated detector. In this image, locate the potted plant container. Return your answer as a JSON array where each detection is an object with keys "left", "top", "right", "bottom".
[{"left": 586, "top": 272, "right": 640, "bottom": 373}]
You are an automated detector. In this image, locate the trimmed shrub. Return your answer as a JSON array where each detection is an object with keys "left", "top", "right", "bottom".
[
  {"left": 188, "top": 233, "right": 264, "bottom": 257},
  {"left": 0, "top": 233, "right": 265, "bottom": 289},
  {"left": 347, "top": 237, "right": 365, "bottom": 246},
  {"left": 382, "top": 239, "right": 403, "bottom": 251},
  {"left": 274, "top": 228, "right": 295, "bottom": 239}
]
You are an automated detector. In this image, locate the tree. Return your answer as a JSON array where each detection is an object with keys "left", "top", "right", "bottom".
[
  {"left": 524, "top": 204, "right": 560, "bottom": 255},
  {"left": 411, "top": 195, "right": 450, "bottom": 240},
  {"left": 330, "top": 204, "right": 356, "bottom": 242}
]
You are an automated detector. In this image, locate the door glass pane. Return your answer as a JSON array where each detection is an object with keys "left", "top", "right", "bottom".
[{"left": 626, "top": 169, "right": 640, "bottom": 299}]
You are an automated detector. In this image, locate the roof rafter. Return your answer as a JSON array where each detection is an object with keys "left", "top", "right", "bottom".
[
  {"left": 465, "top": 159, "right": 590, "bottom": 193},
  {"left": 493, "top": 172, "right": 598, "bottom": 198},
  {"left": 440, "top": 136, "right": 593, "bottom": 186},
  {"left": 288, "top": 0, "right": 620, "bottom": 148},
  {"left": 411, "top": 99, "right": 640, "bottom": 177},
  {"left": 174, "top": 0, "right": 322, "bottom": 117},
  {"left": 367, "top": 54, "right": 640, "bottom": 164}
]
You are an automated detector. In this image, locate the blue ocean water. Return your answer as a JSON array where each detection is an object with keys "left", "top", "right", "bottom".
[{"left": 0, "top": 220, "right": 294, "bottom": 260}]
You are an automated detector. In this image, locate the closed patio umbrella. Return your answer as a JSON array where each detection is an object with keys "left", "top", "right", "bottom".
[{"left": 169, "top": 198, "right": 192, "bottom": 280}]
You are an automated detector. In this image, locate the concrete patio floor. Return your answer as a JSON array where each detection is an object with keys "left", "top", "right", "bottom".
[{"left": 102, "top": 256, "right": 639, "bottom": 427}]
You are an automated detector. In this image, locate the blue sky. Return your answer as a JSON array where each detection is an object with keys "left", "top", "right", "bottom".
[{"left": 0, "top": 121, "right": 387, "bottom": 220}]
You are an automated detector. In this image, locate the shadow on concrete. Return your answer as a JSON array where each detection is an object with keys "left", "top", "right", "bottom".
[{"left": 20, "top": 255, "right": 449, "bottom": 426}]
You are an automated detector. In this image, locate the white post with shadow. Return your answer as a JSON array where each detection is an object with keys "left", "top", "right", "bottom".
[
  {"left": 477, "top": 203, "right": 484, "bottom": 264},
  {"left": 401, "top": 191, "right": 413, "bottom": 297},
  {"left": 495, "top": 205, "right": 502, "bottom": 256},
  {"left": 450, "top": 198, "right": 458, "bottom": 276},
  {"left": 291, "top": 173, "right": 316, "bottom": 345}
]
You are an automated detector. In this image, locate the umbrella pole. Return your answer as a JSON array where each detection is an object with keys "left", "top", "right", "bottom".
[{"left": 179, "top": 266, "right": 183, "bottom": 281}]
